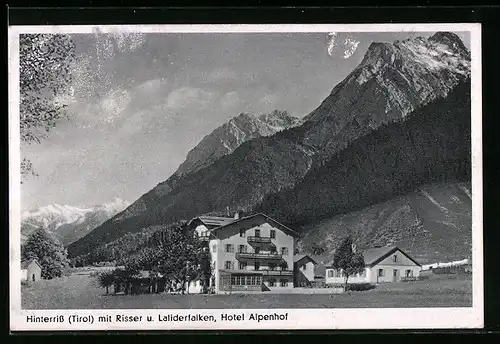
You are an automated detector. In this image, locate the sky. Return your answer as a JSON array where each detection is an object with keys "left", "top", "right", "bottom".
[{"left": 20, "top": 30, "right": 471, "bottom": 210}]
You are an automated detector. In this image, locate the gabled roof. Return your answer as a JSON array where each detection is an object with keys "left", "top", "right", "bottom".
[
  {"left": 294, "top": 254, "right": 317, "bottom": 265},
  {"left": 363, "top": 246, "right": 399, "bottom": 266},
  {"left": 325, "top": 246, "right": 421, "bottom": 268},
  {"left": 21, "top": 259, "right": 42, "bottom": 270},
  {"left": 211, "top": 213, "right": 300, "bottom": 238},
  {"left": 189, "top": 216, "right": 236, "bottom": 228}
]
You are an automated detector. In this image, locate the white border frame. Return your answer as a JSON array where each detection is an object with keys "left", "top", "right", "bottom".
[{"left": 9, "top": 23, "right": 483, "bottom": 331}]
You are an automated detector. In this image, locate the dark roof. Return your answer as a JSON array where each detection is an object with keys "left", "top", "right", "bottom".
[
  {"left": 211, "top": 213, "right": 300, "bottom": 238},
  {"left": 294, "top": 254, "right": 317, "bottom": 265},
  {"left": 363, "top": 246, "right": 398, "bottom": 265},
  {"left": 189, "top": 216, "right": 236, "bottom": 228},
  {"left": 21, "top": 259, "right": 42, "bottom": 270},
  {"left": 325, "top": 246, "right": 421, "bottom": 268}
]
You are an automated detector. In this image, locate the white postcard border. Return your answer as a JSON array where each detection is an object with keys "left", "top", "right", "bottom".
[{"left": 9, "top": 23, "right": 483, "bottom": 331}]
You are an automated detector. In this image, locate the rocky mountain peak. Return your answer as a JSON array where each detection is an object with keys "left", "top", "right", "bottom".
[
  {"left": 429, "top": 31, "right": 470, "bottom": 56},
  {"left": 173, "top": 110, "right": 302, "bottom": 177},
  {"left": 304, "top": 32, "right": 470, "bottom": 127}
]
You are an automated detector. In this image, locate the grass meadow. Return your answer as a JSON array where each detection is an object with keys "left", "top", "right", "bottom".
[{"left": 21, "top": 269, "right": 472, "bottom": 310}]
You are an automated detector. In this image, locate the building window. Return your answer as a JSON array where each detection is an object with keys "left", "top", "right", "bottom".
[
  {"left": 280, "top": 261, "right": 288, "bottom": 270},
  {"left": 269, "top": 279, "right": 276, "bottom": 287},
  {"left": 212, "top": 244, "right": 217, "bottom": 253},
  {"left": 378, "top": 269, "right": 384, "bottom": 277},
  {"left": 255, "top": 246, "right": 261, "bottom": 254},
  {"left": 239, "top": 229, "right": 245, "bottom": 237},
  {"left": 225, "top": 261, "right": 232, "bottom": 270},
  {"left": 281, "top": 247, "right": 289, "bottom": 256},
  {"left": 239, "top": 245, "right": 247, "bottom": 253},
  {"left": 328, "top": 270, "right": 333, "bottom": 278},
  {"left": 255, "top": 229, "right": 261, "bottom": 237},
  {"left": 246, "top": 276, "right": 261, "bottom": 286},
  {"left": 254, "top": 262, "right": 260, "bottom": 270},
  {"left": 239, "top": 261, "right": 247, "bottom": 270},
  {"left": 280, "top": 279, "right": 288, "bottom": 287},
  {"left": 225, "top": 244, "right": 234, "bottom": 253},
  {"left": 301, "top": 264, "right": 307, "bottom": 270},
  {"left": 393, "top": 255, "right": 398, "bottom": 263},
  {"left": 270, "top": 230, "right": 276, "bottom": 239},
  {"left": 405, "top": 269, "right": 412, "bottom": 277}
]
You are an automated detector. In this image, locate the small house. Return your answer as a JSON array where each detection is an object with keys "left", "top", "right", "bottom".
[
  {"left": 21, "top": 259, "right": 42, "bottom": 282},
  {"left": 293, "top": 255, "right": 317, "bottom": 287},
  {"left": 325, "top": 246, "right": 422, "bottom": 284}
]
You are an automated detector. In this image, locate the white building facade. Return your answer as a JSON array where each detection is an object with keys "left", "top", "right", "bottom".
[
  {"left": 190, "top": 213, "right": 299, "bottom": 294},
  {"left": 325, "top": 246, "right": 422, "bottom": 284}
]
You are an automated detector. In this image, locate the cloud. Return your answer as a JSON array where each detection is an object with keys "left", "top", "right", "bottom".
[
  {"left": 100, "top": 89, "right": 131, "bottom": 123},
  {"left": 165, "top": 87, "right": 215, "bottom": 109},
  {"left": 258, "top": 93, "right": 280, "bottom": 111},
  {"left": 220, "top": 91, "right": 240, "bottom": 109},
  {"left": 67, "top": 88, "right": 131, "bottom": 130},
  {"left": 135, "top": 78, "right": 165, "bottom": 94},
  {"left": 207, "top": 68, "right": 239, "bottom": 81}
]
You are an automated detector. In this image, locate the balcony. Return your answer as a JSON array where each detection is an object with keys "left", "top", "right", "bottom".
[
  {"left": 247, "top": 236, "right": 272, "bottom": 244},
  {"left": 235, "top": 252, "right": 282, "bottom": 260},
  {"left": 260, "top": 269, "right": 293, "bottom": 276}
]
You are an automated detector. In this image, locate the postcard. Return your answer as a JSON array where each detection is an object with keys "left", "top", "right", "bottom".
[{"left": 8, "top": 23, "right": 483, "bottom": 331}]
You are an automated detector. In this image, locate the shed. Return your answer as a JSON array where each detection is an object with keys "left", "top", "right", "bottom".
[
  {"left": 21, "top": 259, "right": 42, "bottom": 282},
  {"left": 293, "top": 254, "right": 318, "bottom": 287}
]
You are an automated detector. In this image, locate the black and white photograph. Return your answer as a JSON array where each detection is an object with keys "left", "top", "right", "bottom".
[{"left": 9, "top": 23, "right": 483, "bottom": 331}]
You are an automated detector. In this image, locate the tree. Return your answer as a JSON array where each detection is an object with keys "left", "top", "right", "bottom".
[
  {"left": 96, "top": 270, "right": 115, "bottom": 294},
  {"left": 19, "top": 34, "right": 76, "bottom": 177},
  {"left": 115, "top": 222, "right": 209, "bottom": 295},
  {"left": 21, "top": 227, "right": 70, "bottom": 279},
  {"left": 155, "top": 225, "right": 205, "bottom": 294},
  {"left": 311, "top": 242, "right": 326, "bottom": 255},
  {"left": 331, "top": 236, "right": 365, "bottom": 291}
]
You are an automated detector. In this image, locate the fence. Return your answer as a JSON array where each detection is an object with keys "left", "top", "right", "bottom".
[{"left": 430, "top": 265, "right": 472, "bottom": 275}]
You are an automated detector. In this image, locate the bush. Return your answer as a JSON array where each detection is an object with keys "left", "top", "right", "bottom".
[
  {"left": 345, "top": 283, "right": 375, "bottom": 291},
  {"left": 326, "top": 283, "right": 375, "bottom": 291}
]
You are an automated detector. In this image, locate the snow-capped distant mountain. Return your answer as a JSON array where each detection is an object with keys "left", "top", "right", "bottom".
[{"left": 21, "top": 198, "right": 131, "bottom": 246}]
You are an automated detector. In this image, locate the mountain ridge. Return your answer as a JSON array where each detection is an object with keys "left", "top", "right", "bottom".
[
  {"left": 174, "top": 110, "right": 302, "bottom": 177},
  {"left": 68, "top": 32, "right": 471, "bottom": 259},
  {"left": 22, "top": 197, "right": 131, "bottom": 246}
]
